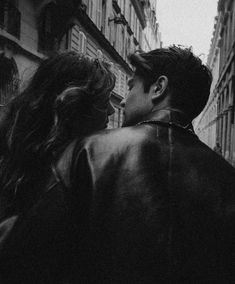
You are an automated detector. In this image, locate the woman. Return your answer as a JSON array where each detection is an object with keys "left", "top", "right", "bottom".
[{"left": 0, "top": 52, "right": 115, "bottom": 283}]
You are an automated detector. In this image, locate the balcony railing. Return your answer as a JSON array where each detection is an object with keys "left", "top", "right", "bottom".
[{"left": 0, "top": 1, "right": 21, "bottom": 39}]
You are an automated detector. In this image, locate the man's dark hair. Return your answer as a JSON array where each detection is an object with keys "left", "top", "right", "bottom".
[{"left": 128, "top": 46, "right": 212, "bottom": 119}]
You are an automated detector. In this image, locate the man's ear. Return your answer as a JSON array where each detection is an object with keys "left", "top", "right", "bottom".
[{"left": 150, "top": 76, "right": 169, "bottom": 103}]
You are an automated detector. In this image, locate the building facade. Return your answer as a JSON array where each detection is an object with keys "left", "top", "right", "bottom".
[
  {"left": 194, "top": 14, "right": 221, "bottom": 149},
  {"left": 0, "top": 0, "right": 161, "bottom": 127},
  {"left": 195, "top": 0, "right": 235, "bottom": 166},
  {"left": 142, "top": 0, "right": 161, "bottom": 52}
]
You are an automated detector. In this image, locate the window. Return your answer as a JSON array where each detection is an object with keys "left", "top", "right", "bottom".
[
  {"left": 39, "top": 3, "right": 57, "bottom": 52},
  {"left": 79, "top": 31, "right": 87, "bottom": 54},
  {"left": 125, "top": 75, "right": 129, "bottom": 97},
  {"left": 97, "top": 0, "right": 102, "bottom": 29},
  {"left": 0, "top": 54, "right": 19, "bottom": 106},
  {"left": 108, "top": 106, "right": 123, "bottom": 128},
  {"left": 112, "top": 64, "right": 119, "bottom": 94},
  {"left": 118, "top": 70, "right": 126, "bottom": 98},
  {"left": 70, "top": 25, "right": 80, "bottom": 53},
  {"left": 121, "top": 27, "right": 125, "bottom": 57},
  {"left": 138, "top": 25, "right": 142, "bottom": 47},
  {"left": 59, "top": 30, "right": 70, "bottom": 52},
  {"left": 97, "top": 49, "right": 103, "bottom": 59},
  {"left": 136, "top": 19, "right": 139, "bottom": 42},
  {"left": 101, "top": 0, "right": 107, "bottom": 34},
  {"left": 111, "top": 12, "right": 118, "bottom": 48},
  {"left": 116, "top": 25, "right": 121, "bottom": 52},
  {"left": 118, "top": 70, "right": 122, "bottom": 94},
  {"left": 88, "top": 0, "right": 93, "bottom": 19},
  {"left": 0, "top": 0, "right": 21, "bottom": 38}
]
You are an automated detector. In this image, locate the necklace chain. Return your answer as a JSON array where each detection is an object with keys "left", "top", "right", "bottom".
[{"left": 137, "top": 119, "right": 196, "bottom": 136}]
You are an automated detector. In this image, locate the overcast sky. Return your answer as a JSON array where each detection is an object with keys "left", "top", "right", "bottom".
[{"left": 157, "top": 0, "right": 218, "bottom": 62}]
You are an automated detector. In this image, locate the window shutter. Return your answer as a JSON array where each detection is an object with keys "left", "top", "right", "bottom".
[
  {"left": 79, "top": 31, "right": 87, "bottom": 54},
  {"left": 97, "top": 0, "right": 102, "bottom": 29},
  {"left": 113, "top": 64, "right": 119, "bottom": 94},
  {"left": 89, "top": 0, "right": 93, "bottom": 19},
  {"left": 71, "top": 25, "right": 80, "bottom": 53},
  {"left": 118, "top": 70, "right": 126, "bottom": 97},
  {"left": 118, "top": 70, "right": 122, "bottom": 95}
]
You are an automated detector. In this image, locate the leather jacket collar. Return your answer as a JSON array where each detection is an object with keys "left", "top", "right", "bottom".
[{"left": 140, "top": 109, "right": 195, "bottom": 133}]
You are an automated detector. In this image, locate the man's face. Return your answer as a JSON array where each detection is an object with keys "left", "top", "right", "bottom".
[{"left": 121, "top": 75, "right": 152, "bottom": 127}]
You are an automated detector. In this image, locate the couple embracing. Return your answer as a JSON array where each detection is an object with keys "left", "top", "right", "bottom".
[{"left": 0, "top": 47, "right": 234, "bottom": 283}]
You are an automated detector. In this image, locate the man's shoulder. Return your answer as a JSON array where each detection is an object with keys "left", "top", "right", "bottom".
[
  {"left": 83, "top": 125, "right": 151, "bottom": 149},
  {"left": 62, "top": 126, "right": 148, "bottom": 163}
]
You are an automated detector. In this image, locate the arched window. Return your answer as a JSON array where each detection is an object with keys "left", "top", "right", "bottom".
[
  {"left": 0, "top": 0, "right": 21, "bottom": 38},
  {"left": 0, "top": 54, "right": 19, "bottom": 106}
]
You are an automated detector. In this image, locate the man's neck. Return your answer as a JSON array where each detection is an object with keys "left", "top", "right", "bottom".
[{"left": 142, "top": 108, "right": 192, "bottom": 127}]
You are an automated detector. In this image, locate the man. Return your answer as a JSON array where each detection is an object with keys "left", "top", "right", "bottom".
[{"left": 61, "top": 46, "right": 235, "bottom": 283}]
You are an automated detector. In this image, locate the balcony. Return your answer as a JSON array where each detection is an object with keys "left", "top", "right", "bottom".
[{"left": 0, "top": 1, "right": 21, "bottom": 39}]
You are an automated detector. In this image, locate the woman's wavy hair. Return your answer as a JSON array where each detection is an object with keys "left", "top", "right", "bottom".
[{"left": 0, "top": 51, "right": 115, "bottom": 215}]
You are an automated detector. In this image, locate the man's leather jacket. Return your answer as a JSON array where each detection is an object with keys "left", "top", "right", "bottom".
[
  {"left": 0, "top": 110, "right": 234, "bottom": 283},
  {"left": 59, "top": 109, "right": 235, "bottom": 283}
]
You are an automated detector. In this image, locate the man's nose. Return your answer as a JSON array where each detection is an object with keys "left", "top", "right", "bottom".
[{"left": 120, "top": 98, "right": 126, "bottom": 108}]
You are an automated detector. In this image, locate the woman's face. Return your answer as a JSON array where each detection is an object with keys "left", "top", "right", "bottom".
[{"left": 91, "top": 96, "right": 115, "bottom": 130}]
